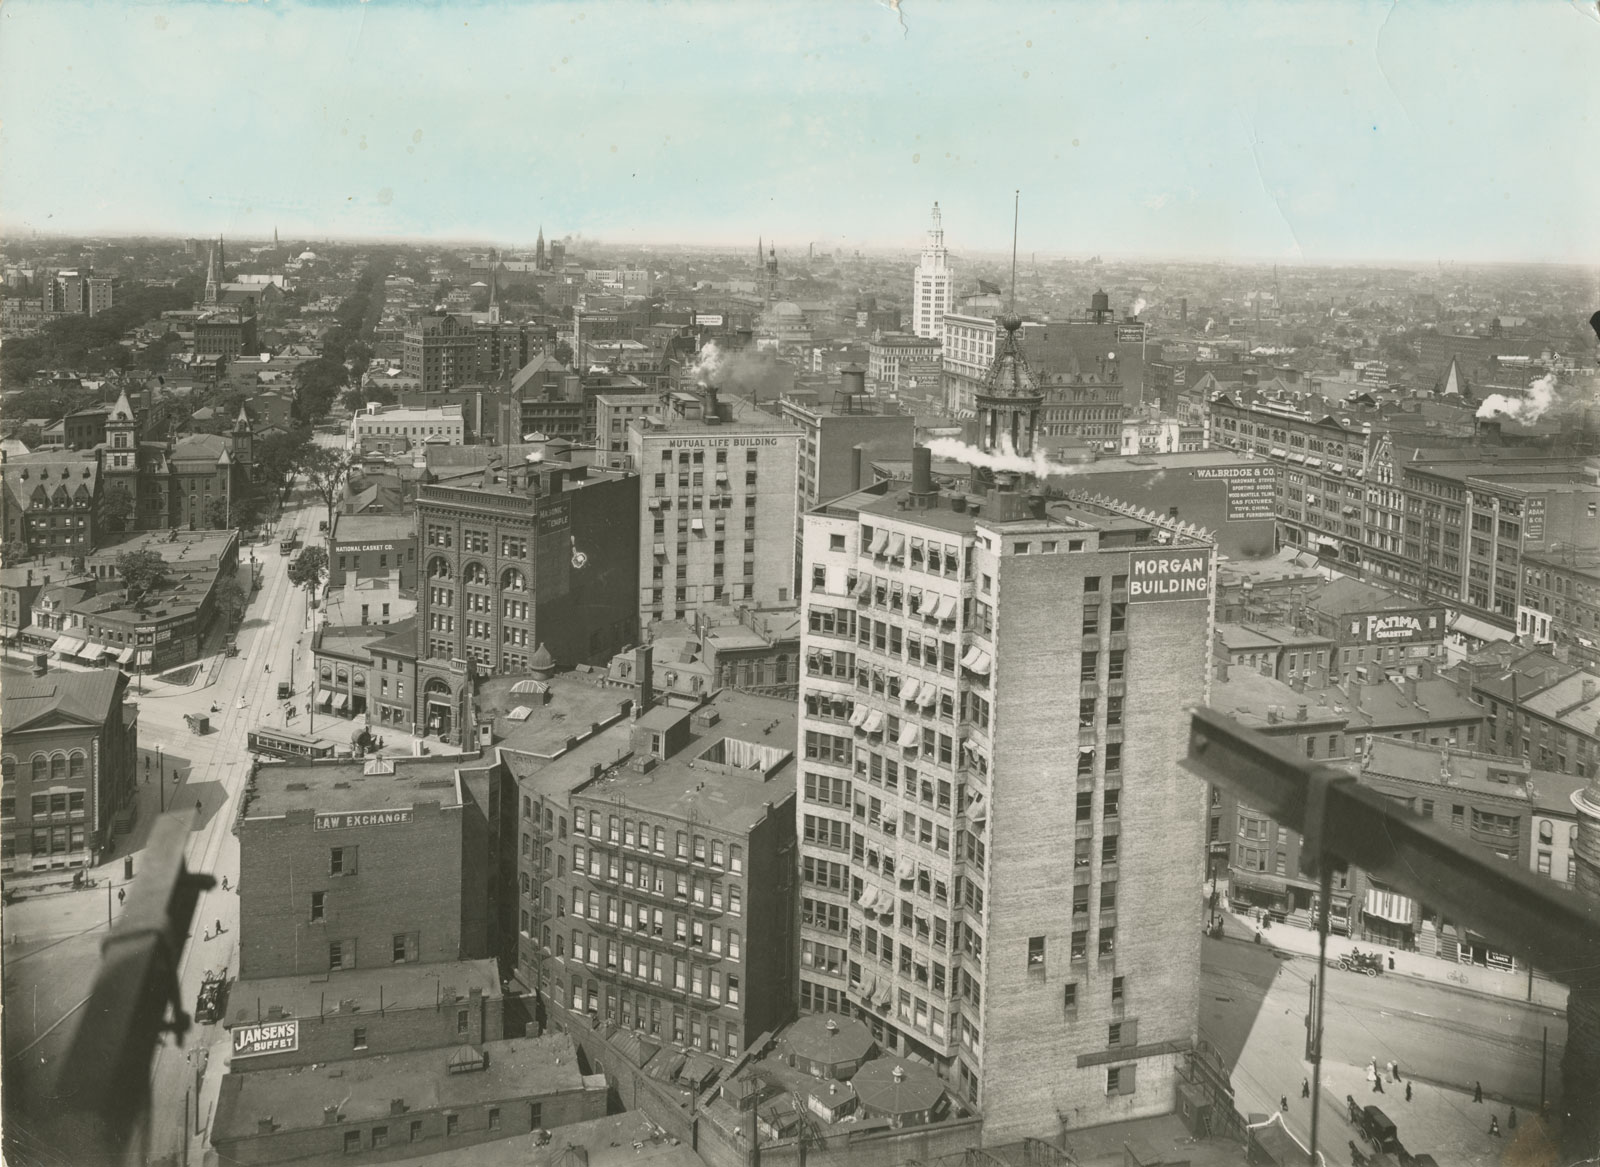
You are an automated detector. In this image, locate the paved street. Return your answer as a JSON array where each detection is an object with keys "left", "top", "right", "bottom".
[{"left": 1202, "top": 930, "right": 1567, "bottom": 1165}]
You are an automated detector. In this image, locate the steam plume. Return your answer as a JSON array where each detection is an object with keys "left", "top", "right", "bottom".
[
  {"left": 691, "top": 340, "right": 788, "bottom": 401},
  {"left": 925, "top": 436, "right": 1082, "bottom": 478},
  {"left": 1476, "top": 374, "right": 1556, "bottom": 423},
  {"left": 1132, "top": 297, "right": 1148, "bottom": 317}
]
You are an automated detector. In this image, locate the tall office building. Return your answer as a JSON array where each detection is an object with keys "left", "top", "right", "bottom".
[
  {"left": 911, "top": 203, "right": 955, "bottom": 342},
  {"left": 795, "top": 319, "right": 1213, "bottom": 1140}
]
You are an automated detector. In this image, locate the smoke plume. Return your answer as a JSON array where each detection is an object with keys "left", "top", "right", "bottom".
[
  {"left": 925, "top": 436, "right": 1082, "bottom": 478},
  {"left": 692, "top": 340, "right": 789, "bottom": 402},
  {"left": 1476, "top": 374, "right": 1557, "bottom": 422},
  {"left": 1132, "top": 297, "right": 1148, "bottom": 317}
]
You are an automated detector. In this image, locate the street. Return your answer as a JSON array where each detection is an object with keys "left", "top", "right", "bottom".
[
  {"left": 1, "top": 481, "right": 326, "bottom": 1166},
  {"left": 1202, "top": 932, "right": 1567, "bottom": 1165}
]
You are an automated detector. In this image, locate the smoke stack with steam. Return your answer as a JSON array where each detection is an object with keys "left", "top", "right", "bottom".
[{"left": 1476, "top": 374, "right": 1557, "bottom": 424}]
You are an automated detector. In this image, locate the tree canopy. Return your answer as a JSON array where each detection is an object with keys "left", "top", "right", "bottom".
[
  {"left": 115, "top": 549, "right": 169, "bottom": 606},
  {"left": 287, "top": 545, "right": 328, "bottom": 595}
]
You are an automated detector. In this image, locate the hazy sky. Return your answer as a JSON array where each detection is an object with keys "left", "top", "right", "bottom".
[{"left": 2, "top": 0, "right": 1597, "bottom": 263}]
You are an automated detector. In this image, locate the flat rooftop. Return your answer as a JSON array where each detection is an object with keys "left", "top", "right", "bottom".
[
  {"left": 372, "top": 1111, "right": 710, "bottom": 1167},
  {"left": 548, "top": 690, "right": 797, "bottom": 835},
  {"left": 332, "top": 513, "right": 417, "bottom": 543},
  {"left": 244, "top": 753, "right": 488, "bottom": 819},
  {"left": 481, "top": 669, "right": 636, "bottom": 767},
  {"left": 228, "top": 959, "right": 501, "bottom": 1028},
  {"left": 89, "top": 528, "right": 236, "bottom": 564},
  {"left": 213, "top": 1034, "right": 587, "bottom": 1141}
]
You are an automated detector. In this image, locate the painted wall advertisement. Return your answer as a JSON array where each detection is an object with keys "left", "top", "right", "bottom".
[
  {"left": 1128, "top": 549, "right": 1212, "bottom": 602},
  {"left": 1523, "top": 496, "right": 1546, "bottom": 550},
  {"left": 1193, "top": 465, "right": 1279, "bottom": 521},
  {"left": 314, "top": 809, "right": 414, "bottom": 831},
  {"left": 233, "top": 1020, "right": 299, "bottom": 1058},
  {"left": 1348, "top": 608, "right": 1446, "bottom": 645}
]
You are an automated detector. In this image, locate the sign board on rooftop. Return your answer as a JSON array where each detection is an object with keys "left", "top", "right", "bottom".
[
  {"left": 1127, "top": 549, "right": 1212, "bottom": 603},
  {"left": 233, "top": 1020, "right": 299, "bottom": 1058}
]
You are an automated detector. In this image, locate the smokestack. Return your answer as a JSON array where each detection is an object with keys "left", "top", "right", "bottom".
[
  {"left": 910, "top": 446, "right": 935, "bottom": 500},
  {"left": 634, "top": 643, "right": 654, "bottom": 715},
  {"left": 852, "top": 445, "right": 865, "bottom": 493}
]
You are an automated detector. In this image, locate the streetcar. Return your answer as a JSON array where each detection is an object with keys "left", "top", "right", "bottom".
[{"left": 247, "top": 726, "right": 338, "bottom": 762}]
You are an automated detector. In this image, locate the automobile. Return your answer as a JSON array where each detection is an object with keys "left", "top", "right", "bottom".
[
  {"left": 1357, "top": 1105, "right": 1403, "bottom": 1156},
  {"left": 276, "top": 681, "right": 292, "bottom": 700},
  {"left": 1337, "top": 947, "right": 1385, "bottom": 977},
  {"left": 195, "top": 971, "right": 229, "bottom": 1024}
]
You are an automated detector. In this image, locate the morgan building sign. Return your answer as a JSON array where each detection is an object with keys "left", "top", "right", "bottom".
[
  {"left": 233, "top": 1020, "right": 299, "bottom": 1058},
  {"left": 1127, "top": 549, "right": 1212, "bottom": 602}
]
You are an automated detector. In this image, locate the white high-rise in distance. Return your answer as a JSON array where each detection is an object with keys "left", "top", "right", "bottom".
[{"left": 912, "top": 202, "right": 954, "bottom": 341}]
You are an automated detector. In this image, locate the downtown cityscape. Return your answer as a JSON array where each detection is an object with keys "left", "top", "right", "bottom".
[{"left": 1, "top": 5, "right": 1598, "bottom": 1167}]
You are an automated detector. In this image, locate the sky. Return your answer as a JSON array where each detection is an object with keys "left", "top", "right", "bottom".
[{"left": 1, "top": 0, "right": 1597, "bottom": 264}]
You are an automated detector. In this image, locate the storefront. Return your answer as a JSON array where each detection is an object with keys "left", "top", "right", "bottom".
[{"left": 1359, "top": 883, "right": 1417, "bottom": 949}]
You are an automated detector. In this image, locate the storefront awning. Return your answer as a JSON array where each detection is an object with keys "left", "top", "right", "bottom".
[
  {"left": 1363, "top": 887, "right": 1417, "bottom": 926},
  {"left": 1229, "top": 871, "right": 1289, "bottom": 896},
  {"left": 117, "top": 647, "right": 134, "bottom": 664},
  {"left": 52, "top": 636, "right": 85, "bottom": 656},
  {"left": 317, "top": 688, "right": 334, "bottom": 706},
  {"left": 336, "top": 695, "right": 351, "bottom": 712},
  {"left": 1450, "top": 613, "right": 1513, "bottom": 645}
]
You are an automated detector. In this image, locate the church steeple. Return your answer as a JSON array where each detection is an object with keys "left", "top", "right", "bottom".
[
  {"left": 535, "top": 226, "right": 546, "bottom": 271},
  {"left": 204, "top": 243, "right": 220, "bottom": 304}
]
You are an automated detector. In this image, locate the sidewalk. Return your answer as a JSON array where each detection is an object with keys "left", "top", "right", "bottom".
[{"left": 1221, "top": 907, "right": 1568, "bottom": 1012}]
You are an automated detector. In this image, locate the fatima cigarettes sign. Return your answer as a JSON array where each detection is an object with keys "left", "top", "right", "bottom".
[
  {"left": 1127, "top": 549, "right": 1212, "bottom": 602},
  {"left": 233, "top": 1020, "right": 300, "bottom": 1058}
]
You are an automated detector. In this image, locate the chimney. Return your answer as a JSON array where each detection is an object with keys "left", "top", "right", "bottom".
[
  {"left": 1216, "top": 657, "right": 1230, "bottom": 683},
  {"left": 910, "top": 446, "right": 935, "bottom": 502},
  {"left": 1296, "top": 704, "right": 1308, "bottom": 722},
  {"left": 852, "top": 444, "right": 865, "bottom": 493},
  {"left": 1403, "top": 675, "right": 1419, "bottom": 705},
  {"left": 1584, "top": 679, "right": 1597, "bottom": 703},
  {"left": 634, "top": 643, "right": 654, "bottom": 714},
  {"left": 390, "top": 1099, "right": 407, "bottom": 1116},
  {"left": 322, "top": 1106, "right": 340, "bottom": 1125}
]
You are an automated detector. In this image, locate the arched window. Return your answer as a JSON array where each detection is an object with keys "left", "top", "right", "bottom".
[
  {"left": 50, "top": 754, "right": 67, "bottom": 781},
  {"left": 424, "top": 677, "right": 453, "bottom": 700},
  {"left": 427, "top": 556, "right": 452, "bottom": 580},
  {"left": 32, "top": 756, "right": 47, "bottom": 782},
  {"left": 336, "top": 668, "right": 349, "bottom": 684},
  {"left": 1, "top": 756, "right": 15, "bottom": 781},
  {"left": 501, "top": 567, "right": 527, "bottom": 592},
  {"left": 463, "top": 561, "right": 488, "bottom": 586},
  {"left": 68, "top": 753, "right": 86, "bottom": 779}
]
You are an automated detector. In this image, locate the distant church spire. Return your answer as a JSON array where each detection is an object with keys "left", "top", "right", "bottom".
[{"left": 204, "top": 242, "right": 220, "bottom": 304}]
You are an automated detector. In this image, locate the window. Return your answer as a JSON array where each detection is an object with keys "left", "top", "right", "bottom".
[
  {"left": 331, "top": 846, "right": 357, "bottom": 876},
  {"left": 344, "top": 1130, "right": 361, "bottom": 1154},
  {"left": 446, "top": 1115, "right": 459, "bottom": 1137},
  {"left": 311, "top": 892, "right": 326, "bottom": 921},
  {"left": 392, "top": 932, "right": 419, "bottom": 964},
  {"left": 329, "top": 940, "right": 354, "bottom": 970},
  {"left": 371, "top": 1126, "right": 388, "bottom": 1149},
  {"left": 1027, "top": 936, "right": 1045, "bottom": 966},
  {"left": 352, "top": 1026, "right": 368, "bottom": 1050},
  {"left": 530, "top": 1102, "right": 543, "bottom": 1129},
  {"left": 1112, "top": 975, "right": 1126, "bottom": 1004},
  {"left": 409, "top": 1120, "right": 423, "bottom": 1143},
  {"left": 1063, "top": 982, "right": 1078, "bottom": 1012},
  {"left": 488, "top": 1108, "right": 501, "bottom": 1131},
  {"left": 1107, "top": 1066, "right": 1136, "bottom": 1095}
]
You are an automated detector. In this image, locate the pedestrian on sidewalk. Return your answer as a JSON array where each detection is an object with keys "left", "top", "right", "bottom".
[
  {"left": 1301, "top": 1077, "right": 1310, "bottom": 1099},
  {"left": 1388, "top": 951, "right": 1396, "bottom": 971},
  {"left": 1366, "top": 1062, "right": 1379, "bottom": 1093},
  {"left": 215, "top": 918, "right": 224, "bottom": 935},
  {"left": 221, "top": 875, "right": 229, "bottom": 891},
  {"left": 1474, "top": 1081, "right": 1483, "bottom": 1103},
  {"left": 1405, "top": 1082, "right": 1412, "bottom": 1103},
  {"left": 1387, "top": 1059, "right": 1397, "bottom": 1082},
  {"left": 1489, "top": 1115, "right": 1500, "bottom": 1138},
  {"left": 1509, "top": 1106, "right": 1517, "bottom": 1131},
  {"left": 1280, "top": 1095, "right": 1288, "bottom": 1113},
  {"left": 117, "top": 888, "right": 125, "bottom": 906}
]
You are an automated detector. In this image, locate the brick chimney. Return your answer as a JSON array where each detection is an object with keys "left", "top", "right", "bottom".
[{"left": 634, "top": 643, "right": 654, "bottom": 715}]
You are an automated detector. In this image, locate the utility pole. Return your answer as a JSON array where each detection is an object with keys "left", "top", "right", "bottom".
[{"left": 157, "top": 744, "right": 165, "bottom": 813}]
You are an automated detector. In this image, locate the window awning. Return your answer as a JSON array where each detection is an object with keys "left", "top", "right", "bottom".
[
  {"left": 932, "top": 594, "right": 957, "bottom": 621},
  {"left": 648, "top": 497, "right": 663, "bottom": 509},
  {"left": 897, "top": 723, "right": 920, "bottom": 748},
  {"left": 1305, "top": 457, "right": 1322, "bottom": 468},
  {"left": 317, "top": 688, "right": 334, "bottom": 705},
  {"left": 653, "top": 543, "right": 666, "bottom": 556},
  {"left": 1363, "top": 887, "right": 1417, "bottom": 926},
  {"left": 861, "top": 710, "right": 885, "bottom": 734},
  {"left": 960, "top": 646, "right": 983, "bottom": 670},
  {"left": 1288, "top": 452, "right": 1307, "bottom": 463},
  {"left": 1270, "top": 447, "right": 1287, "bottom": 458},
  {"left": 852, "top": 575, "right": 872, "bottom": 597},
  {"left": 848, "top": 705, "right": 869, "bottom": 728},
  {"left": 690, "top": 518, "right": 705, "bottom": 532},
  {"left": 869, "top": 529, "right": 890, "bottom": 555},
  {"left": 117, "top": 647, "right": 134, "bottom": 664},
  {"left": 1450, "top": 613, "right": 1512, "bottom": 644},
  {"left": 886, "top": 533, "right": 905, "bottom": 558},
  {"left": 967, "top": 651, "right": 992, "bottom": 675},
  {"left": 336, "top": 695, "right": 351, "bottom": 712},
  {"left": 919, "top": 682, "right": 939, "bottom": 709}
]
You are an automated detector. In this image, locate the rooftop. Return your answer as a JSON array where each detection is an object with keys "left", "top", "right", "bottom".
[
  {"left": 481, "top": 669, "right": 636, "bottom": 767},
  {"left": 534, "top": 689, "right": 797, "bottom": 835},
  {"left": 89, "top": 528, "right": 236, "bottom": 566},
  {"left": 244, "top": 752, "right": 491, "bottom": 819},
  {"left": 228, "top": 959, "right": 501, "bottom": 1029},
  {"left": 213, "top": 1034, "right": 588, "bottom": 1141},
  {"left": 331, "top": 512, "right": 417, "bottom": 544},
  {"left": 371, "top": 1112, "right": 710, "bottom": 1167},
  {"left": 1, "top": 667, "right": 122, "bottom": 733},
  {"left": 1360, "top": 737, "right": 1589, "bottom": 814}
]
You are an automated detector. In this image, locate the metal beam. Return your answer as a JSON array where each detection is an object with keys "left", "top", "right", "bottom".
[{"left": 1184, "top": 706, "right": 1600, "bottom": 986}]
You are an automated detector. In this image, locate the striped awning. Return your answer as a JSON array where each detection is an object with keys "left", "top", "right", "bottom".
[{"left": 1363, "top": 887, "right": 1417, "bottom": 926}]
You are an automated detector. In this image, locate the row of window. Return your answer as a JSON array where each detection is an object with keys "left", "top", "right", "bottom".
[{"left": 2, "top": 753, "right": 90, "bottom": 783}]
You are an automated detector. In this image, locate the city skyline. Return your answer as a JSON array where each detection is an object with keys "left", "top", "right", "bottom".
[{"left": 1, "top": 1, "right": 1597, "bottom": 265}]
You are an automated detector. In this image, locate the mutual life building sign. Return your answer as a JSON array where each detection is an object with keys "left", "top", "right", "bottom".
[
  {"left": 233, "top": 1020, "right": 300, "bottom": 1058},
  {"left": 1128, "top": 549, "right": 1212, "bottom": 603}
]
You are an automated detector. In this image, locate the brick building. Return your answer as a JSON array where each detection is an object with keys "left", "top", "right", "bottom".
[
  {"left": 0, "top": 666, "right": 137, "bottom": 873},
  {"left": 1519, "top": 549, "right": 1600, "bottom": 670},
  {"left": 1453, "top": 643, "right": 1600, "bottom": 779},
  {"left": 211, "top": 1033, "right": 605, "bottom": 1167},
  {"left": 629, "top": 387, "right": 801, "bottom": 625},
  {"left": 330, "top": 513, "right": 417, "bottom": 591},
  {"left": 223, "top": 958, "right": 503, "bottom": 1074},
  {"left": 796, "top": 323, "right": 1214, "bottom": 1141},
  {"left": 193, "top": 307, "right": 259, "bottom": 360},
  {"left": 237, "top": 754, "right": 501, "bottom": 980},
  {"left": 413, "top": 457, "right": 638, "bottom": 742},
  {"left": 1, "top": 450, "right": 100, "bottom": 555},
  {"left": 403, "top": 313, "right": 482, "bottom": 395},
  {"left": 501, "top": 674, "right": 798, "bottom": 1063}
]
